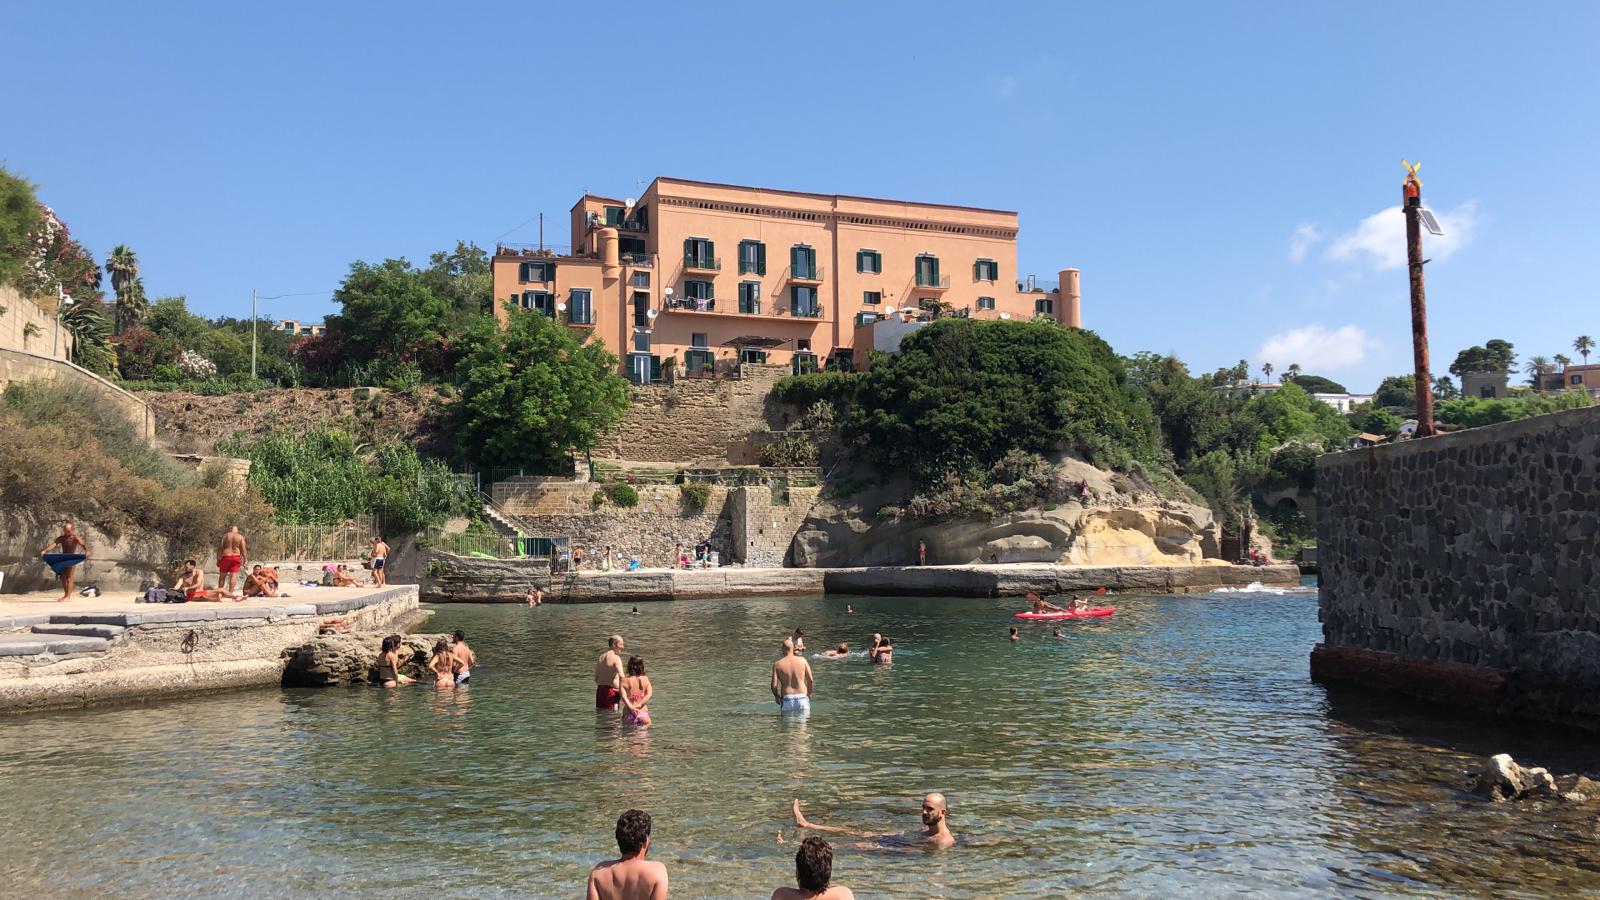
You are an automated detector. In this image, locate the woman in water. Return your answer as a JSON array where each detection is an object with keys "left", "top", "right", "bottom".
[
  {"left": 429, "top": 638, "right": 458, "bottom": 689},
  {"left": 823, "top": 642, "right": 850, "bottom": 659},
  {"left": 621, "top": 656, "right": 652, "bottom": 727},
  {"left": 871, "top": 636, "right": 893, "bottom": 664},
  {"left": 375, "top": 635, "right": 413, "bottom": 687}
]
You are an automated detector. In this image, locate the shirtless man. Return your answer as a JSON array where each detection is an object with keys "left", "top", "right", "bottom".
[
  {"left": 175, "top": 559, "right": 234, "bottom": 602},
  {"left": 39, "top": 521, "right": 90, "bottom": 602},
  {"left": 525, "top": 587, "right": 544, "bottom": 607},
  {"left": 369, "top": 536, "right": 390, "bottom": 587},
  {"left": 789, "top": 793, "right": 955, "bottom": 850},
  {"left": 595, "top": 635, "right": 626, "bottom": 710},
  {"left": 216, "top": 526, "right": 247, "bottom": 595},
  {"left": 241, "top": 565, "right": 278, "bottom": 598},
  {"left": 1026, "top": 592, "right": 1065, "bottom": 614},
  {"left": 451, "top": 630, "right": 477, "bottom": 684},
  {"left": 771, "top": 638, "right": 815, "bottom": 715},
  {"left": 586, "top": 809, "right": 668, "bottom": 900},
  {"left": 772, "top": 837, "right": 854, "bottom": 900}
]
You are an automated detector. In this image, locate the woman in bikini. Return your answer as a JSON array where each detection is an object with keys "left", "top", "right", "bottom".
[
  {"left": 429, "top": 638, "right": 458, "bottom": 689},
  {"left": 620, "top": 655, "right": 653, "bottom": 727},
  {"left": 871, "top": 636, "right": 893, "bottom": 664},
  {"left": 375, "top": 635, "right": 413, "bottom": 687}
]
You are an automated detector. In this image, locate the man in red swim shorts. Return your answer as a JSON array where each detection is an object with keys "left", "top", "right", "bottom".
[
  {"left": 216, "top": 526, "right": 248, "bottom": 595},
  {"left": 595, "top": 634, "right": 625, "bottom": 710}
]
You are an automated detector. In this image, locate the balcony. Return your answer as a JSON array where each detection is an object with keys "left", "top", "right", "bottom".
[
  {"left": 665, "top": 297, "right": 717, "bottom": 313},
  {"left": 786, "top": 265, "right": 825, "bottom": 284},
  {"left": 616, "top": 218, "right": 647, "bottom": 232},
  {"left": 786, "top": 304, "right": 824, "bottom": 319},
  {"left": 913, "top": 274, "right": 952, "bottom": 292},
  {"left": 683, "top": 256, "right": 721, "bottom": 272},
  {"left": 622, "top": 252, "right": 654, "bottom": 268}
]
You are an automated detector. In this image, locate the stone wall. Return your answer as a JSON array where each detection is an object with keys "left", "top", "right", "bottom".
[
  {"left": 732, "top": 485, "right": 821, "bottom": 566},
  {"left": 508, "top": 483, "right": 736, "bottom": 567},
  {"left": 0, "top": 284, "right": 70, "bottom": 359},
  {"left": 0, "top": 347, "right": 156, "bottom": 442},
  {"left": 595, "top": 363, "right": 788, "bottom": 464},
  {"left": 0, "top": 511, "right": 174, "bottom": 593},
  {"left": 1314, "top": 406, "right": 1600, "bottom": 726}
]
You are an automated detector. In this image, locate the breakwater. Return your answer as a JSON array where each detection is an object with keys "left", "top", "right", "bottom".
[
  {"left": 423, "top": 555, "right": 1299, "bottom": 602},
  {"left": 0, "top": 585, "right": 420, "bottom": 713},
  {"left": 1312, "top": 405, "right": 1600, "bottom": 728}
]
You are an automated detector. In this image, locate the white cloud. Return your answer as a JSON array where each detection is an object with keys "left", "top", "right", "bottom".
[
  {"left": 1288, "top": 224, "right": 1322, "bottom": 262},
  {"left": 1258, "top": 324, "right": 1376, "bottom": 372},
  {"left": 1324, "top": 202, "right": 1478, "bottom": 270}
]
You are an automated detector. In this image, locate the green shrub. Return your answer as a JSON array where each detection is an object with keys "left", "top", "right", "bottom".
[
  {"left": 591, "top": 488, "right": 607, "bottom": 509},
  {"left": 760, "top": 434, "right": 819, "bottom": 467},
  {"left": 875, "top": 505, "right": 901, "bottom": 520},
  {"left": 152, "top": 363, "right": 181, "bottom": 382},
  {"left": 772, "top": 371, "right": 863, "bottom": 411},
  {"left": 607, "top": 483, "right": 639, "bottom": 507},
  {"left": 680, "top": 481, "right": 711, "bottom": 512}
]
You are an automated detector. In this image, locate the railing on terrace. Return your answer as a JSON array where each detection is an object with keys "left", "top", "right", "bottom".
[
  {"left": 424, "top": 529, "right": 568, "bottom": 564},
  {"left": 1018, "top": 277, "right": 1059, "bottom": 293},
  {"left": 665, "top": 297, "right": 716, "bottom": 312},
  {"left": 621, "top": 252, "right": 654, "bottom": 267},
  {"left": 784, "top": 265, "right": 825, "bottom": 283},
  {"left": 681, "top": 466, "right": 821, "bottom": 487},
  {"left": 682, "top": 256, "right": 721, "bottom": 271},
  {"left": 786, "top": 304, "right": 824, "bottom": 319},
  {"left": 914, "top": 274, "right": 952, "bottom": 290},
  {"left": 496, "top": 242, "right": 579, "bottom": 258},
  {"left": 258, "top": 518, "right": 376, "bottom": 561}
]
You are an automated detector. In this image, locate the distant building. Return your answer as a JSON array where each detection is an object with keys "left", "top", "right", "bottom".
[
  {"left": 1460, "top": 370, "right": 1510, "bottom": 399},
  {"left": 1313, "top": 392, "right": 1374, "bottom": 414},
  {"left": 1535, "top": 363, "right": 1600, "bottom": 397},
  {"left": 276, "top": 319, "right": 325, "bottom": 337},
  {"left": 1350, "top": 432, "right": 1387, "bottom": 449}
]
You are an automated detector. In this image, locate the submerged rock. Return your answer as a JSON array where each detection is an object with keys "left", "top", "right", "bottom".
[
  {"left": 281, "top": 632, "right": 446, "bottom": 687},
  {"left": 1472, "top": 754, "right": 1581, "bottom": 802}
]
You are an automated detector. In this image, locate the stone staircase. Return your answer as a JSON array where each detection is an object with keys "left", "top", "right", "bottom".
[
  {"left": 0, "top": 614, "right": 121, "bottom": 656},
  {"left": 479, "top": 490, "right": 538, "bottom": 537}
]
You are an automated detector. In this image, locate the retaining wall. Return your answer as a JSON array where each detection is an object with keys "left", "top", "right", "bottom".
[
  {"left": 0, "top": 346, "right": 155, "bottom": 442},
  {"left": 595, "top": 363, "right": 788, "bottom": 464},
  {"left": 1313, "top": 406, "right": 1600, "bottom": 727}
]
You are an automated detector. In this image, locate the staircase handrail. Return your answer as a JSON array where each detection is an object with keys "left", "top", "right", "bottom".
[{"left": 479, "top": 489, "right": 538, "bottom": 536}]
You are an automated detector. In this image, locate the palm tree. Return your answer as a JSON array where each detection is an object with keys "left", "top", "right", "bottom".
[
  {"left": 104, "top": 245, "right": 141, "bottom": 334},
  {"left": 1576, "top": 335, "right": 1595, "bottom": 366},
  {"left": 1285, "top": 363, "right": 1302, "bottom": 380},
  {"left": 114, "top": 280, "right": 149, "bottom": 337},
  {"left": 1554, "top": 354, "right": 1571, "bottom": 373},
  {"left": 59, "top": 300, "right": 115, "bottom": 376},
  {"left": 1261, "top": 362, "right": 1274, "bottom": 382},
  {"left": 1526, "top": 355, "right": 1553, "bottom": 389}
]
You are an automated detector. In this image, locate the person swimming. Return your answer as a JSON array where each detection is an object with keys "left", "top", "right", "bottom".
[
  {"left": 823, "top": 642, "right": 850, "bottom": 659},
  {"left": 1052, "top": 627, "right": 1064, "bottom": 638},
  {"left": 1008, "top": 627, "right": 1019, "bottom": 641}
]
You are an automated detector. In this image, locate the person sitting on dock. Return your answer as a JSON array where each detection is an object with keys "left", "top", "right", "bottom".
[
  {"left": 787, "top": 793, "right": 955, "bottom": 850},
  {"left": 451, "top": 630, "right": 477, "bottom": 684},
  {"left": 241, "top": 565, "right": 278, "bottom": 598},
  {"left": 1027, "top": 592, "right": 1066, "bottom": 614},
  {"left": 331, "top": 565, "right": 361, "bottom": 588},
  {"left": 176, "top": 559, "right": 236, "bottom": 602}
]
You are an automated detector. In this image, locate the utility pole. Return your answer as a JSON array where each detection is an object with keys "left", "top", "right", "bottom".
[
  {"left": 1401, "top": 160, "right": 1435, "bottom": 437},
  {"left": 251, "top": 287, "right": 258, "bottom": 380}
]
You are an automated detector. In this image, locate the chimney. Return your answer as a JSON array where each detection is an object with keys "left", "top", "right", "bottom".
[{"left": 1059, "top": 268, "right": 1081, "bottom": 328}]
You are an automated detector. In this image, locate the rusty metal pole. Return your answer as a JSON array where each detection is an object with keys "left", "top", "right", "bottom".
[{"left": 1403, "top": 169, "right": 1435, "bottom": 437}]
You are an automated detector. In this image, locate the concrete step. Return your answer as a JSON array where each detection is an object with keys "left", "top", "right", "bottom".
[
  {"left": 33, "top": 623, "right": 126, "bottom": 640},
  {"left": 0, "top": 634, "right": 110, "bottom": 657}
]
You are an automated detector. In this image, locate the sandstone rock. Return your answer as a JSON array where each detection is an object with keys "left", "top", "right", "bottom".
[
  {"left": 1473, "top": 753, "right": 1528, "bottom": 801},
  {"left": 281, "top": 632, "right": 445, "bottom": 687}
]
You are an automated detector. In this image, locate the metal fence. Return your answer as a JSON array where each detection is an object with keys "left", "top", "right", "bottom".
[{"left": 258, "top": 517, "right": 376, "bottom": 561}]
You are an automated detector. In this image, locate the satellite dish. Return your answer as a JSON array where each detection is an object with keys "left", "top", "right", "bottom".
[
  {"left": 999, "top": 312, "right": 1011, "bottom": 320},
  {"left": 646, "top": 309, "right": 658, "bottom": 319},
  {"left": 624, "top": 197, "right": 636, "bottom": 208},
  {"left": 663, "top": 287, "right": 674, "bottom": 297},
  {"left": 1418, "top": 207, "right": 1445, "bottom": 236},
  {"left": 556, "top": 302, "right": 568, "bottom": 312},
  {"left": 882, "top": 306, "right": 896, "bottom": 315}
]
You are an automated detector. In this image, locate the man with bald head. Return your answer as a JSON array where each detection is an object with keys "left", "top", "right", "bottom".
[
  {"left": 787, "top": 793, "right": 955, "bottom": 849},
  {"left": 595, "top": 634, "right": 625, "bottom": 710}
]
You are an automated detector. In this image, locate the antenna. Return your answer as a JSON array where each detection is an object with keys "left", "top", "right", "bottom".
[{"left": 1418, "top": 208, "right": 1444, "bottom": 236}]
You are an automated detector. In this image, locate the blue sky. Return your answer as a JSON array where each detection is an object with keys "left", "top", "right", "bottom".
[{"left": 8, "top": 2, "right": 1598, "bottom": 390}]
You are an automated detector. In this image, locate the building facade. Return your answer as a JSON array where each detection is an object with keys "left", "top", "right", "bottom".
[
  {"left": 491, "top": 177, "right": 1082, "bottom": 382},
  {"left": 275, "top": 319, "right": 325, "bottom": 337},
  {"left": 1536, "top": 363, "right": 1600, "bottom": 397}
]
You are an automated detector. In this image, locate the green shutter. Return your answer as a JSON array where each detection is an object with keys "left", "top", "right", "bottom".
[
  {"left": 756, "top": 243, "right": 766, "bottom": 275},
  {"left": 705, "top": 240, "right": 714, "bottom": 265},
  {"left": 683, "top": 238, "right": 693, "bottom": 262},
  {"left": 547, "top": 262, "right": 556, "bottom": 282},
  {"left": 791, "top": 246, "right": 801, "bottom": 274},
  {"left": 931, "top": 257, "right": 940, "bottom": 283},
  {"left": 856, "top": 250, "right": 865, "bottom": 272}
]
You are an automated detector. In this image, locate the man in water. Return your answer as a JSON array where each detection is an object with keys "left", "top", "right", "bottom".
[
  {"left": 771, "top": 637, "right": 815, "bottom": 715},
  {"left": 586, "top": 808, "right": 668, "bottom": 900},
  {"left": 451, "top": 630, "right": 477, "bottom": 684},
  {"left": 595, "top": 635, "right": 626, "bottom": 710},
  {"left": 216, "top": 526, "right": 247, "bottom": 596},
  {"left": 39, "top": 520, "right": 90, "bottom": 602},
  {"left": 1052, "top": 627, "right": 1064, "bottom": 638},
  {"left": 369, "top": 536, "right": 390, "bottom": 587},
  {"left": 525, "top": 588, "right": 544, "bottom": 607},
  {"left": 1026, "top": 592, "right": 1065, "bottom": 614},
  {"left": 788, "top": 793, "right": 955, "bottom": 849},
  {"left": 771, "top": 836, "right": 854, "bottom": 900},
  {"left": 790, "top": 628, "right": 806, "bottom": 653},
  {"left": 1008, "top": 627, "right": 1019, "bottom": 641}
]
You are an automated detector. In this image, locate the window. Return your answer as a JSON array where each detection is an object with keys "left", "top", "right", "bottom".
[
  {"left": 863, "top": 291, "right": 881, "bottom": 305},
  {"left": 738, "top": 240, "right": 767, "bottom": 275},
  {"left": 520, "top": 261, "right": 554, "bottom": 283},
  {"left": 1574, "top": 374, "right": 1584, "bottom": 385},
  {"left": 1480, "top": 385, "right": 1497, "bottom": 399},
  {"left": 633, "top": 292, "right": 650, "bottom": 327},
  {"left": 686, "top": 338, "right": 714, "bottom": 374},
  {"left": 791, "top": 286, "right": 819, "bottom": 317},
  {"left": 827, "top": 350, "right": 855, "bottom": 373},
  {"left": 684, "top": 237, "right": 715, "bottom": 269},
  {"left": 856, "top": 249, "right": 882, "bottom": 274},
  {"left": 569, "top": 289, "right": 593, "bottom": 325},
  {"left": 1035, "top": 298, "right": 1054, "bottom": 315},
  {"left": 791, "top": 245, "right": 818, "bottom": 279},
  {"left": 915, "top": 254, "right": 940, "bottom": 287},
  {"left": 977, "top": 296, "right": 995, "bottom": 310},
  {"left": 974, "top": 259, "right": 999, "bottom": 282},
  {"left": 792, "top": 352, "right": 820, "bottom": 375},
  {"left": 738, "top": 281, "right": 762, "bottom": 314},
  {"left": 628, "top": 352, "right": 653, "bottom": 385},
  {"left": 691, "top": 333, "right": 709, "bottom": 348},
  {"left": 684, "top": 280, "right": 714, "bottom": 302},
  {"left": 797, "top": 338, "right": 811, "bottom": 351},
  {"left": 522, "top": 291, "right": 555, "bottom": 317},
  {"left": 633, "top": 330, "right": 651, "bottom": 352},
  {"left": 631, "top": 271, "right": 650, "bottom": 287},
  {"left": 604, "top": 206, "right": 624, "bottom": 226},
  {"left": 739, "top": 347, "right": 768, "bottom": 364},
  {"left": 620, "top": 237, "right": 647, "bottom": 255}
]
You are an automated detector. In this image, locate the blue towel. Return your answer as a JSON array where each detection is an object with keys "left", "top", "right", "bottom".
[{"left": 42, "top": 553, "right": 87, "bottom": 576}]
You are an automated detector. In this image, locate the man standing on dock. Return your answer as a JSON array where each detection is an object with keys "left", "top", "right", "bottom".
[
  {"left": 369, "top": 536, "right": 390, "bottom": 587},
  {"left": 596, "top": 634, "right": 625, "bottom": 710},
  {"left": 39, "top": 521, "right": 90, "bottom": 602},
  {"left": 216, "top": 526, "right": 247, "bottom": 596},
  {"left": 771, "top": 637, "right": 815, "bottom": 715}
]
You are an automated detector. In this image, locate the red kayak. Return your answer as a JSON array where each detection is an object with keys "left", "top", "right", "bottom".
[{"left": 1014, "top": 608, "right": 1115, "bottom": 620}]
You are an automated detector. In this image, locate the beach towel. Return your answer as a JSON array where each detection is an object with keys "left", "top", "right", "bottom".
[{"left": 41, "top": 553, "right": 87, "bottom": 576}]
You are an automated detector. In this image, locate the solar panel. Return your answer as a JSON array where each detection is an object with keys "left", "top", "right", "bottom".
[{"left": 1419, "top": 207, "right": 1444, "bottom": 236}]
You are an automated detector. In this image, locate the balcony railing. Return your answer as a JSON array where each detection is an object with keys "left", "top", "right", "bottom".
[
  {"left": 683, "top": 256, "right": 721, "bottom": 271},
  {"left": 665, "top": 297, "right": 716, "bottom": 312},
  {"left": 914, "top": 274, "right": 952, "bottom": 290},
  {"left": 616, "top": 218, "right": 647, "bottom": 231},
  {"left": 788, "top": 304, "right": 824, "bottom": 319},
  {"left": 787, "top": 265, "right": 825, "bottom": 283},
  {"left": 622, "top": 252, "right": 654, "bottom": 268},
  {"left": 738, "top": 302, "right": 762, "bottom": 316},
  {"left": 497, "top": 242, "right": 575, "bottom": 258}
]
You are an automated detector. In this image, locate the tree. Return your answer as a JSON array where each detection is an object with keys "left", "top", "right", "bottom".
[
  {"left": 421, "top": 240, "right": 493, "bottom": 318},
  {"left": 1285, "top": 363, "right": 1302, "bottom": 380},
  {"left": 1372, "top": 375, "right": 1418, "bottom": 412},
  {"left": 1360, "top": 408, "right": 1402, "bottom": 435},
  {"left": 1449, "top": 339, "right": 1516, "bottom": 378},
  {"left": 60, "top": 299, "right": 115, "bottom": 375},
  {"left": 1554, "top": 354, "right": 1572, "bottom": 373},
  {"left": 1526, "top": 355, "right": 1553, "bottom": 387},
  {"left": 104, "top": 245, "right": 143, "bottom": 335},
  {"left": 1576, "top": 335, "right": 1594, "bottom": 366},
  {"left": 1261, "top": 362, "right": 1274, "bottom": 382},
  {"left": 1433, "top": 375, "right": 1460, "bottom": 400},
  {"left": 1182, "top": 447, "right": 1269, "bottom": 536},
  {"left": 1232, "top": 359, "right": 1250, "bottom": 383},
  {"left": 1241, "top": 382, "right": 1351, "bottom": 450},
  {"left": 325, "top": 258, "right": 453, "bottom": 371},
  {"left": 1283, "top": 373, "right": 1347, "bottom": 394},
  {"left": 0, "top": 167, "right": 45, "bottom": 289},
  {"left": 455, "top": 308, "right": 629, "bottom": 469}
]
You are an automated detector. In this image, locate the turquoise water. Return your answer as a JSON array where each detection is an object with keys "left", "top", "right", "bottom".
[{"left": 3, "top": 586, "right": 1598, "bottom": 897}]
